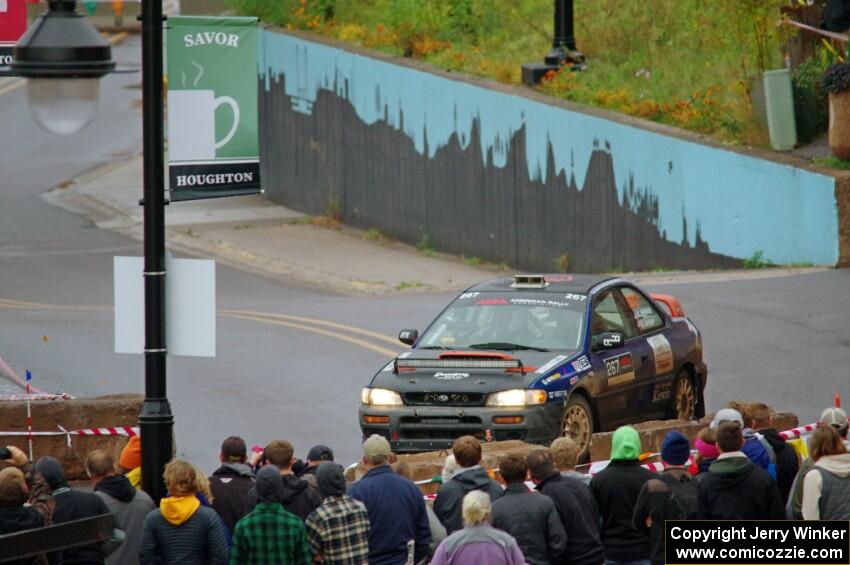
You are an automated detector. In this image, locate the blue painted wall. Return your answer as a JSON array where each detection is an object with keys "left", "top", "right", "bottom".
[{"left": 259, "top": 30, "right": 839, "bottom": 266}]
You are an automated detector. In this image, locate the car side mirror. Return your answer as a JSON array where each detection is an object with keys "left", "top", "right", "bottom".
[
  {"left": 398, "top": 329, "right": 418, "bottom": 346},
  {"left": 592, "top": 331, "right": 624, "bottom": 351}
]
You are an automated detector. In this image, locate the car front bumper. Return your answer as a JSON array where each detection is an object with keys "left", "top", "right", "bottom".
[{"left": 358, "top": 403, "right": 564, "bottom": 453}]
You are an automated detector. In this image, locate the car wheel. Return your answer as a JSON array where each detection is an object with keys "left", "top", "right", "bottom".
[
  {"left": 671, "top": 369, "right": 697, "bottom": 420},
  {"left": 562, "top": 394, "right": 594, "bottom": 462}
]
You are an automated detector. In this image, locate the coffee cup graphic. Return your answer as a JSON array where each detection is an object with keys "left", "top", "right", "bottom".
[{"left": 167, "top": 89, "right": 240, "bottom": 161}]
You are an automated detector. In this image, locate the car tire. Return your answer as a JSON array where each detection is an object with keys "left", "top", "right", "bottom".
[
  {"left": 561, "top": 394, "right": 594, "bottom": 463},
  {"left": 669, "top": 368, "right": 697, "bottom": 421}
]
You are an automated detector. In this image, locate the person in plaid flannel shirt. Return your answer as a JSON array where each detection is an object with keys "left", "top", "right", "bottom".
[
  {"left": 305, "top": 463, "right": 370, "bottom": 565},
  {"left": 230, "top": 465, "right": 311, "bottom": 565}
]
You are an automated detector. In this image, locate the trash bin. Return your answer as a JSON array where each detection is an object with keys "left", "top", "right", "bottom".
[{"left": 763, "top": 68, "right": 798, "bottom": 151}]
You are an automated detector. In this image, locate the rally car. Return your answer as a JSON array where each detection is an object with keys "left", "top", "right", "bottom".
[{"left": 359, "top": 274, "right": 707, "bottom": 459}]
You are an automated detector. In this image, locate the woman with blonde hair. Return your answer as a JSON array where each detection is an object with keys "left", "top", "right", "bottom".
[
  {"left": 430, "top": 490, "right": 525, "bottom": 565},
  {"left": 801, "top": 425, "right": 850, "bottom": 520},
  {"left": 139, "top": 459, "right": 229, "bottom": 564}
]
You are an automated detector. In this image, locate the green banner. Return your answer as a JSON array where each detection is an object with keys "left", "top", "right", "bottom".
[{"left": 166, "top": 16, "right": 260, "bottom": 201}]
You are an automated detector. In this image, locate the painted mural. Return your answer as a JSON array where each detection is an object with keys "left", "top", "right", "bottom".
[{"left": 259, "top": 31, "right": 839, "bottom": 271}]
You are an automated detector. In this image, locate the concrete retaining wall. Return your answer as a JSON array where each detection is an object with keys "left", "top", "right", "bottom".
[
  {"left": 0, "top": 395, "right": 142, "bottom": 481},
  {"left": 258, "top": 28, "right": 847, "bottom": 271}
]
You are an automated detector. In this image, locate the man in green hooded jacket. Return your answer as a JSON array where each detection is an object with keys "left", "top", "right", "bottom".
[{"left": 590, "top": 426, "right": 655, "bottom": 565}]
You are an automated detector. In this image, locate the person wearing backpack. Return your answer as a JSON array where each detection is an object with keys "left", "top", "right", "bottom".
[{"left": 632, "top": 431, "right": 698, "bottom": 565}]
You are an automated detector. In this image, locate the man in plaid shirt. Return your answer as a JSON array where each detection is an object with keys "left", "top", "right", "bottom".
[
  {"left": 230, "top": 465, "right": 312, "bottom": 565},
  {"left": 305, "top": 463, "right": 370, "bottom": 565}
]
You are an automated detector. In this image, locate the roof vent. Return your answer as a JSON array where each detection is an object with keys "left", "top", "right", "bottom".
[{"left": 513, "top": 274, "right": 548, "bottom": 289}]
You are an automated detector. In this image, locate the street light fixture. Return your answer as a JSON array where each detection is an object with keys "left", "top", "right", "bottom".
[
  {"left": 2, "top": 0, "right": 173, "bottom": 503},
  {"left": 7, "top": 0, "right": 115, "bottom": 134}
]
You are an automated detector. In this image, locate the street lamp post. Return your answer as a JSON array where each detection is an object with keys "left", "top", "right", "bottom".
[
  {"left": 138, "top": 0, "right": 173, "bottom": 504},
  {"left": 4, "top": 0, "right": 173, "bottom": 502},
  {"left": 521, "top": 0, "right": 586, "bottom": 86}
]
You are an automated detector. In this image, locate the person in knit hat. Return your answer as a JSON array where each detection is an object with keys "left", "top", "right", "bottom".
[
  {"left": 694, "top": 427, "right": 719, "bottom": 478},
  {"left": 590, "top": 426, "right": 656, "bottom": 565},
  {"left": 632, "top": 431, "right": 698, "bottom": 565},
  {"left": 305, "top": 463, "right": 370, "bottom": 565},
  {"left": 119, "top": 436, "right": 143, "bottom": 488}
]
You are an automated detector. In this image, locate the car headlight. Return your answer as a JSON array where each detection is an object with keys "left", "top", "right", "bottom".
[
  {"left": 485, "top": 389, "right": 547, "bottom": 407},
  {"left": 361, "top": 387, "right": 403, "bottom": 406}
]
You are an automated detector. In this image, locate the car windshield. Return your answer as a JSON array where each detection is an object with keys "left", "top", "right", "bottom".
[{"left": 417, "top": 292, "right": 586, "bottom": 351}]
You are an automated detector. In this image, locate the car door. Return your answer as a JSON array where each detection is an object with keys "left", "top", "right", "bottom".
[
  {"left": 587, "top": 287, "right": 653, "bottom": 429},
  {"left": 619, "top": 285, "right": 674, "bottom": 420}
]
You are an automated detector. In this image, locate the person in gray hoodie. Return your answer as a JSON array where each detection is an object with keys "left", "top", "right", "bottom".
[
  {"left": 434, "top": 436, "right": 502, "bottom": 535},
  {"left": 801, "top": 425, "right": 850, "bottom": 520},
  {"left": 87, "top": 450, "right": 154, "bottom": 565}
]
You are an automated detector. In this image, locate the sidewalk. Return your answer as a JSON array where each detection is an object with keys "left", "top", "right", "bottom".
[
  {"left": 42, "top": 155, "right": 500, "bottom": 295},
  {"left": 42, "top": 155, "right": 828, "bottom": 295}
]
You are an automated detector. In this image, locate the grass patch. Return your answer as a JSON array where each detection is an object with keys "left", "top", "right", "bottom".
[
  {"left": 417, "top": 234, "right": 436, "bottom": 257},
  {"left": 743, "top": 250, "right": 773, "bottom": 269},
  {"left": 365, "top": 227, "right": 392, "bottom": 242},
  {"left": 813, "top": 156, "right": 850, "bottom": 170},
  {"left": 229, "top": 0, "right": 797, "bottom": 145},
  {"left": 462, "top": 255, "right": 482, "bottom": 267},
  {"left": 395, "top": 280, "right": 427, "bottom": 291}
]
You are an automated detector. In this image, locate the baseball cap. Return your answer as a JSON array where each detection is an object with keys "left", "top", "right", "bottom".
[
  {"left": 820, "top": 407, "right": 849, "bottom": 432},
  {"left": 307, "top": 445, "right": 334, "bottom": 462},
  {"left": 710, "top": 408, "right": 744, "bottom": 429},
  {"left": 363, "top": 434, "right": 392, "bottom": 459}
]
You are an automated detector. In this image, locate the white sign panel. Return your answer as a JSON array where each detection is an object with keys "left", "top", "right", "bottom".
[{"left": 114, "top": 255, "right": 216, "bottom": 357}]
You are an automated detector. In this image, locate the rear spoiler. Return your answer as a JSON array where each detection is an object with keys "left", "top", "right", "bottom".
[{"left": 650, "top": 293, "right": 685, "bottom": 317}]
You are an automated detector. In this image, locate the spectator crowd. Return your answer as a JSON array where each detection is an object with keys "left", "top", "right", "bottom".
[{"left": 0, "top": 401, "right": 848, "bottom": 564}]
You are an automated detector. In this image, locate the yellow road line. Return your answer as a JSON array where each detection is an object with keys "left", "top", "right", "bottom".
[
  {"left": 0, "top": 298, "right": 402, "bottom": 357},
  {"left": 0, "top": 79, "right": 24, "bottom": 97},
  {"left": 221, "top": 312, "right": 399, "bottom": 358},
  {"left": 0, "top": 33, "right": 127, "bottom": 99},
  {"left": 219, "top": 309, "right": 400, "bottom": 346}
]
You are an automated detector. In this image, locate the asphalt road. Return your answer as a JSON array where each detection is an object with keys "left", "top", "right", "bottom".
[{"left": 1, "top": 35, "right": 849, "bottom": 473}]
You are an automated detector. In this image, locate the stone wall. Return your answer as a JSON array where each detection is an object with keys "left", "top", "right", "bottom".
[{"left": 0, "top": 395, "right": 143, "bottom": 480}]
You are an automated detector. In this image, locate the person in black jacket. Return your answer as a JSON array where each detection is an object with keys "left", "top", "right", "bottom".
[
  {"left": 528, "top": 449, "right": 604, "bottom": 565},
  {"left": 35, "top": 456, "right": 122, "bottom": 565},
  {"left": 491, "top": 453, "right": 566, "bottom": 565},
  {"left": 632, "top": 431, "right": 698, "bottom": 565},
  {"left": 697, "top": 421, "right": 785, "bottom": 520},
  {"left": 0, "top": 459, "right": 55, "bottom": 565},
  {"left": 249, "top": 439, "right": 321, "bottom": 521},
  {"left": 590, "top": 426, "right": 655, "bottom": 565},
  {"left": 433, "top": 435, "right": 502, "bottom": 535},
  {"left": 750, "top": 403, "right": 799, "bottom": 504},
  {"left": 209, "top": 436, "right": 255, "bottom": 536}
]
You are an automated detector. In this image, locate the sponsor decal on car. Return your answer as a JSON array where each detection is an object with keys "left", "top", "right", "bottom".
[
  {"left": 646, "top": 334, "right": 674, "bottom": 375},
  {"left": 571, "top": 355, "right": 591, "bottom": 372},
  {"left": 535, "top": 355, "right": 569, "bottom": 374},
  {"left": 476, "top": 298, "right": 509, "bottom": 305},
  {"left": 653, "top": 381, "right": 673, "bottom": 402},
  {"left": 604, "top": 352, "right": 635, "bottom": 386},
  {"left": 549, "top": 390, "right": 568, "bottom": 400},
  {"left": 458, "top": 292, "right": 480, "bottom": 300},
  {"left": 433, "top": 372, "right": 470, "bottom": 380},
  {"left": 542, "top": 371, "right": 564, "bottom": 385},
  {"left": 569, "top": 376, "right": 579, "bottom": 385},
  {"left": 564, "top": 293, "right": 588, "bottom": 301}
]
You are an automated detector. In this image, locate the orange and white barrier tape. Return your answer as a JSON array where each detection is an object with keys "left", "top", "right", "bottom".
[
  {"left": 0, "top": 425, "right": 138, "bottom": 447},
  {"left": 0, "top": 356, "right": 73, "bottom": 399}
]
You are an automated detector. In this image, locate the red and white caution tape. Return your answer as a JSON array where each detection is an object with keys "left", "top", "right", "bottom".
[
  {"left": 779, "top": 423, "right": 818, "bottom": 440},
  {"left": 0, "top": 394, "right": 71, "bottom": 401},
  {"left": 0, "top": 425, "right": 138, "bottom": 448},
  {"left": 0, "top": 356, "right": 73, "bottom": 399}
]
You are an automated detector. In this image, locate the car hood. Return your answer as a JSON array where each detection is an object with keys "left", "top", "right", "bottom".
[{"left": 368, "top": 349, "right": 582, "bottom": 394}]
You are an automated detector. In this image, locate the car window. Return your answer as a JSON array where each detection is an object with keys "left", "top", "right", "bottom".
[
  {"left": 417, "top": 292, "right": 586, "bottom": 351},
  {"left": 621, "top": 287, "right": 665, "bottom": 334},
  {"left": 591, "top": 289, "right": 638, "bottom": 339}
]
